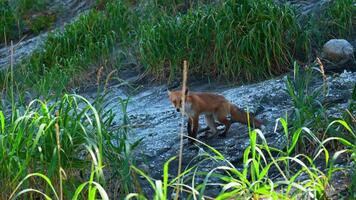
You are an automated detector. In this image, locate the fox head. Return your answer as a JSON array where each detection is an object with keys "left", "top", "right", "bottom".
[{"left": 167, "top": 88, "right": 189, "bottom": 112}]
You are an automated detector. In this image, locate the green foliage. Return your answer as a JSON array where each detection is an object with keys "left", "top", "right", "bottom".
[
  {"left": 12, "top": 0, "right": 48, "bottom": 15},
  {"left": 13, "top": 0, "right": 136, "bottom": 95},
  {"left": 0, "top": 91, "right": 140, "bottom": 199},
  {"left": 352, "top": 146, "right": 356, "bottom": 199},
  {"left": 0, "top": 0, "right": 20, "bottom": 43},
  {"left": 321, "top": 0, "right": 355, "bottom": 38},
  {"left": 139, "top": 0, "right": 308, "bottom": 81},
  {"left": 285, "top": 62, "right": 326, "bottom": 132},
  {"left": 144, "top": 0, "right": 187, "bottom": 14},
  {"left": 127, "top": 119, "right": 355, "bottom": 199},
  {"left": 0, "top": 0, "right": 51, "bottom": 43},
  {"left": 308, "top": 0, "right": 356, "bottom": 46},
  {"left": 285, "top": 62, "right": 356, "bottom": 153},
  {"left": 3, "top": 0, "right": 355, "bottom": 96},
  {"left": 138, "top": 0, "right": 214, "bottom": 16},
  {"left": 25, "top": 13, "right": 56, "bottom": 34}
]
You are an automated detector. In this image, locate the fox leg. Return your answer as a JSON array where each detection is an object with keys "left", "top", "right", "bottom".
[
  {"left": 205, "top": 114, "right": 218, "bottom": 138},
  {"left": 218, "top": 116, "right": 231, "bottom": 137},
  {"left": 187, "top": 117, "right": 192, "bottom": 135},
  {"left": 188, "top": 116, "right": 199, "bottom": 143}
]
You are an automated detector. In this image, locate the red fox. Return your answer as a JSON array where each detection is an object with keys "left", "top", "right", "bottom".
[{"left": 168, "top": 88, "right": 264, "bottom": 141}]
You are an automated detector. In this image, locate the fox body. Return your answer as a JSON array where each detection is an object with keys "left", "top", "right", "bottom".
[{"left": 168, "top": 89, "right": 263, "bottom": 141}]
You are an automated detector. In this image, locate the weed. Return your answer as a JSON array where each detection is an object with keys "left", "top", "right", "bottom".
[
  {"left": 139, "top": 0, "right": 308, "bottom": 82},
  {"left": 322, "top": 0, "right": 355, "bottom": 39},
  {"left": 306, "top": 0, "right": 356, "bottom": 46},
  {"left": 0, "top": 90, "right": 140, "bottom": 199},
  {"left": 0, "top": 0, "right": 51, "bottom": 43},
  {"left": 25, "top": 12, "right": 56, "bottom": 34},
  {"left": 127, "top": 119, "right": 355, "bottom": 199},
  {"left": 284, "top": 62, "right": 328, "bottom": 152},
  {"left": 6, "top": 0, "right": 136, "bottom": 95},
  {"left": 0, "top": 0, "right": 20, "bottom": 43}
]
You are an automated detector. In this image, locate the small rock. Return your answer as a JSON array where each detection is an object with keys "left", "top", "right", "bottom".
[{"left": 322, "top": 39, "right": 354, "bottom": 65}]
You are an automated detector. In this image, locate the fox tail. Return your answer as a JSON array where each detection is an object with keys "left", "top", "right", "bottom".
[{"left": 230, "top": 104, "right": 264, "bottom": 129}]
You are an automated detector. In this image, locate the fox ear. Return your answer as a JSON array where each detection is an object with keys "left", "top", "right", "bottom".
[{"left": 167, "top": 90, "right": 171, "bottom": 96}]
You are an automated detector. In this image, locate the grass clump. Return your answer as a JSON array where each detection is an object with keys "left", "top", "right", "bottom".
[
  {"left": 0, "top": 0, "right": 18, "bottom": 44},
  {"left": 137, "top": 0, "right": 215, "bottom": 16},
  {"left": 25, "top": 12, "right": 56, "bottom": 34},
  {"left": 128, "top": 119, "right": 355, "bottom": 199},
  {"left": 285, "top": 63, "right": 326, "bottom": 133},
  {"left": 139, "top": 0, "right": 309, "bottom": 82},
  {"left": 306, "top": 0, "right": 356, "bottom": 46},
  {"left": 285, "top": 61, "right": 356, "bottom": 154},
  {"left": 11, "top": 0, "right": 136, "bottom": 95},
  {"left": 319, "top": 0, "right": 355, "bottom": 39},
  {"left": 0, "top": 0, "right": 53, "bottom": 44},
  {"left": 0, "top": 92, "right": 140, "bottom": 199}
]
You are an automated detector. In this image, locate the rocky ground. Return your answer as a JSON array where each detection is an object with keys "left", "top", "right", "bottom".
[
  {"left": 82, "top": 69, "right": 355, "bottom": 196},
  {"left": 0, "top": 0, "right": 348, "bottom": 70},
  {"left": 0, "top": 0, "right": 95, "bottom": 69},
  {"left": 0, "top": 0, "right": 355, "bottom": 198}
]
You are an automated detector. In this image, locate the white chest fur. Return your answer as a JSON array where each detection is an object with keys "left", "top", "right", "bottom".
[{"left": 183, "top": 102, "right": 195, "bottom": 117}]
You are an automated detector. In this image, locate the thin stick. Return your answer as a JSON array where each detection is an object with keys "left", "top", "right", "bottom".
[
  {"left": 4, "top": 29, "right": 7, "bottom": 47},
  {"left": 10, "top": 41, "right": 15, "bottom": 123},
  {"left": 175, "top": 60, "right": 188, "bottom": 200},
  {"left": 55, "top": 112, "right": 63, "bottom": 200},
  {"left": 316, "top": 57, "right": 328, "bottom": 95}
]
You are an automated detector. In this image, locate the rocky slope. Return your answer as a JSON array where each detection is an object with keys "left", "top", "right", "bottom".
[
  {"left": 0, "top": 0, "right": 347, "bottom": 70},
  {"left": 0, "top": 0, "right": 354, "bottom": 197},
  {"left": 0, "top": 0, "right": 94, "bottom": 69},
  {"left": 84, "top": 70, "right": 355, "bottom": 196}
]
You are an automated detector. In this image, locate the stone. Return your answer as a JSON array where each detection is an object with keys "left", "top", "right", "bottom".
[{"left": 322, "top": 39, "right": 354, "bottom": 65}]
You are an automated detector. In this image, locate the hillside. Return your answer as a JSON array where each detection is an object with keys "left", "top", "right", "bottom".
[{"left": 0, "top": 0, "right": 355, "bottom": 199}]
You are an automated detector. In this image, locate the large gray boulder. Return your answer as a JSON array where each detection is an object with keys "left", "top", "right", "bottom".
[{"left": 322, "top": 39, "right": 354, "bottom": 65}]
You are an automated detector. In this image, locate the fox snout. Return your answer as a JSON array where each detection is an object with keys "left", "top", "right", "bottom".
[{"left": 176, "top": 108, "right": 180, "bottom": 112}]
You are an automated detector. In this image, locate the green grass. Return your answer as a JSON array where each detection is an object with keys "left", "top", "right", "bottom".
[
  {"left": 284, "top": 62, "right": 327, "bottom": 151},
  {"left": 5, "top": 111, "right": 354, "bottom": 199},
  {"left": 285, "top": 62, "right": 356, "bottom": 154},
  {"left": 9, "top": 0, "right": 136, "bottom": 96},
  {"left": 323, "top": 0, "right": 355, "bottom": 38},
  {"left": 128, "top": 119, "right": 355, "bottom": 199},
  {"left": 136, "top": 0, "right": 215, "bottom": 16},
  {"left": 25, "top": 13, "right": 56, "bottom": 34},
  {"left": 2, "top": 0, "right": 355, "bottom": 96},
  {"left": 2, "top": 61, "right": 355, "bottom": 199},
  {"left": 0, "top": 89, "right": 140, "bottom": 199},
  {"left": 139, "top": 0, "right": 309, "bottom": 82},
  {"left": 0, "top": 0, "right": 20, "bottom": 43},
  {"left": 12, "top": 0, "right": 48, "bottom": 15},
  {"left": 0, "top": 0, "right": 53, "bottom": 44},
  {"left": 307, "top": 0, "right": 356, "bottom": 47}
]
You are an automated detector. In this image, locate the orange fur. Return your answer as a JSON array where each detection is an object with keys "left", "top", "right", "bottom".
[{"left": 168, "top": 89, "right": 264, "bottom": 141}]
